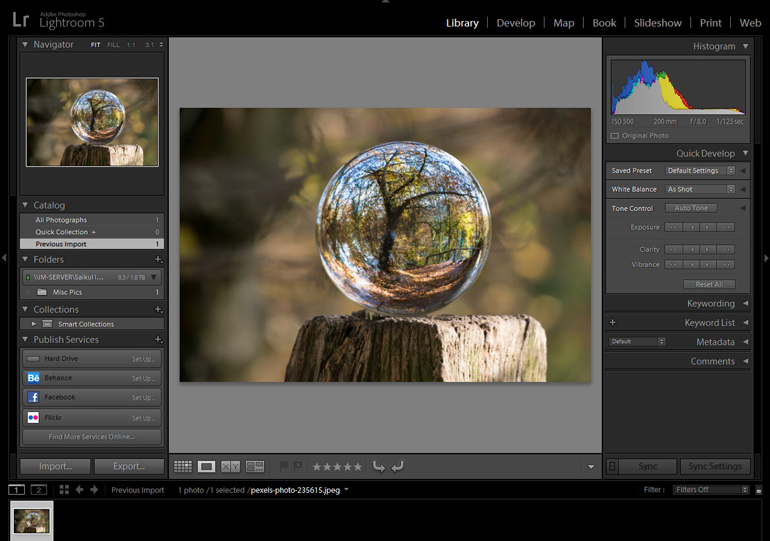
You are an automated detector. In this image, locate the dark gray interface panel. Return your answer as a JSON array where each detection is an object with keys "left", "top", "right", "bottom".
[
  {"left": 603, "top": 37, "right": 757, "bottom": 479},
  {"left": 12, "top": 38, "right": 169, "bottom": 479}
]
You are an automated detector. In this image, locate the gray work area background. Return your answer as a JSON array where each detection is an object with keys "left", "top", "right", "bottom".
[{"left": 169, "top": 37, "right": 602, "bottom": 453}]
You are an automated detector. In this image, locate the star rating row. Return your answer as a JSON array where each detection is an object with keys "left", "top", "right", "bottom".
[{"left": 313, "top": 462, "right": 363, "bottom": 472}]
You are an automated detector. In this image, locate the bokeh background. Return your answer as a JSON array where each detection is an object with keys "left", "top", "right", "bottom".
[
  {"left": 180, "top": 108, "right": 591, "bottom": 382},
  {"left": 27, "top": 78, "right": 159, "bottom": 166}
]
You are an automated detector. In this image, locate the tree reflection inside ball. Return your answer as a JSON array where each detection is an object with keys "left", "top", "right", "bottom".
[
  {"left": 70, "top": 90, "right": 126, "bottom": 144},
  {"left": 317, "top": 141, "right": 491, "bottom": 315}
]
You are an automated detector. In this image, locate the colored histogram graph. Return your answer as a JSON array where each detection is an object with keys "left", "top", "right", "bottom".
[{"left": 612, "top": 60, "right": 745, "bottom": 115}]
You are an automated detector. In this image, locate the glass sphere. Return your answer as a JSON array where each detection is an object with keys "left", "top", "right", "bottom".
[
  {"left": 317, "top": 141, "right": 491, "bottom": 315},
  {"left": 70, "top": 90, "right": 125, "bottom": 144}
]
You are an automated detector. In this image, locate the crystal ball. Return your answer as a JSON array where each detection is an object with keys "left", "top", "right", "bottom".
[
  {"left": 317, "top": 141, "right": 491, "bottom": 315},
  {"left": 70, "top": 90, "right": 125, "bottom": 144}
]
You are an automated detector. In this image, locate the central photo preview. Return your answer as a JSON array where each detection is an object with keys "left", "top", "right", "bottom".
[{"left": 180, "top": 108, "right": 590, "bottom": 383}]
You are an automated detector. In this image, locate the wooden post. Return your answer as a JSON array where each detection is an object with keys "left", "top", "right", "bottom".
[
  {"left": 60, "top": 144, "right": 144, "bottom": 166},
  {"left": 285, "top": 313, "right": 547, "bottom": 382}
]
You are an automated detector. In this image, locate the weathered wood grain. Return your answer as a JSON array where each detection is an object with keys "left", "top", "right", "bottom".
[
  {"left": 285, "top": 314, "right": 547, "bottom": 382},
  {"left": 60, "top": 144, "right": 144, "bottom": 166}
]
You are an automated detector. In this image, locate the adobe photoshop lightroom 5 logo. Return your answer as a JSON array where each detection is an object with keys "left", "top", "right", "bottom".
[{"left": 13, "top": 12, "right": 29, "bottom": 27}]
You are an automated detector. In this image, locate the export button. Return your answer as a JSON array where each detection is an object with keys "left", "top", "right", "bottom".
[{"left": 94, "top": 459, "right": 165, "bottom": 475}]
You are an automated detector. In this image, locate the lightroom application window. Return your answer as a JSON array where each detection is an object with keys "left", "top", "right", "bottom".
[{"left": 5, "top": 7, "right": 764, "bottom": 534}]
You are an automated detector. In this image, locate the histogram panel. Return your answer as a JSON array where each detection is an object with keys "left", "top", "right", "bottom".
[
  {"left": 606, "top": 56, "right": 750, "bottom": 144},
  {"left": 611, "top": 59, "right": 746, "bottom": 115}
]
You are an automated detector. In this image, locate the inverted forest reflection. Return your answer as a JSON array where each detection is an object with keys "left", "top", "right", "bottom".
[
  {"left": 70, "top": 90, "right": 126, "bottom": 144},
  {"left": 318, "top": 142, "right": 490, "bottom": 314},
  {"left": 180, "top": 108, "right": 591, "bottom": 382}
]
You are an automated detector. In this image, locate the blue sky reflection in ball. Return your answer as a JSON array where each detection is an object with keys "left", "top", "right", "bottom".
[
  {"left": 70, "top": 89, "right": 126, "bottom": 144},
  {"left": 317, "top": 141, "right": 491, "bottom": 315}
]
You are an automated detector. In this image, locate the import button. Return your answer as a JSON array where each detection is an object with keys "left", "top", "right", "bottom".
[{"left": 20, "top": 458, "right": 91, "bottom": 475}]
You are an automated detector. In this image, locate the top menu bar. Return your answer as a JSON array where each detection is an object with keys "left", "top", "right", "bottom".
[
  {"left": 6, "top": 10, "right": 765, "bottom": 36},
  {"left": 448, "top": 17, "right": 762, "bottom": 32}
]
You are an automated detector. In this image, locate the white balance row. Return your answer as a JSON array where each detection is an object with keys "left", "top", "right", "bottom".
[{"left": 20, "top": 238, "right": 165, "bottom": 250}]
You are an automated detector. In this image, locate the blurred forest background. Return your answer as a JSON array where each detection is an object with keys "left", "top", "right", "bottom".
[
  {"left": 180, "top": 108, "right": 591, "bottom": 382},
  {"left": 27, "top": 78, "right": 159, "bottom": 166}
]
